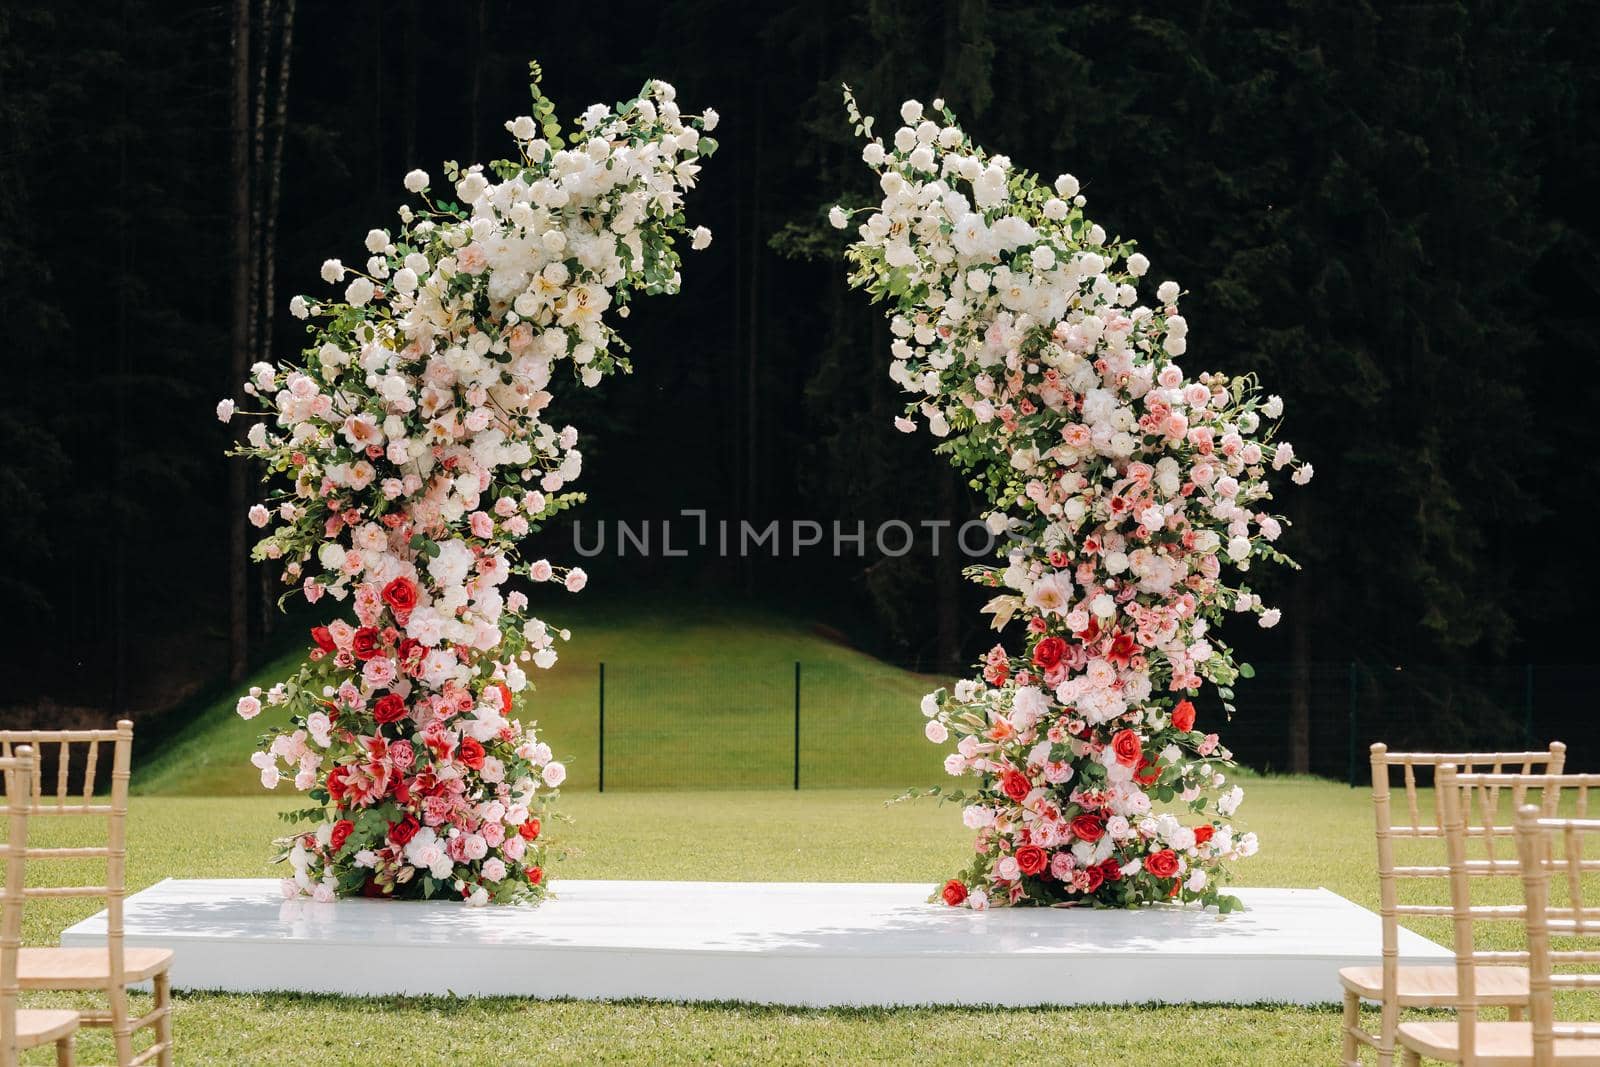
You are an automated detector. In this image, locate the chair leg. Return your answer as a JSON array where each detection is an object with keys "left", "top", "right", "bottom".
[
  {"left": 56, "top": 1034, "right": 76, "bottom": 1067},
  {"left": 1342, "top": 990, "right": 1363, "bottom": 1065},
  {"left": 1401, "top": 1050, "right": 1421, "bottom": 1067},
  {"left": 1377, "top": 995, "right": 1400, "bottom": 1067},
  {"left": 109, "top": 984, "right": 134, "bottom": 1067},
  {"left": 154, "top": 971, "right": 174, "bottom": 1067}
]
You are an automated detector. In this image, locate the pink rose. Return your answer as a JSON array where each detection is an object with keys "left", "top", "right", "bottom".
[
  {"left": 529, "top": 559, "right": 553, "bottom": 582},
  {"left": 469, "top": 511, "right": 494, "bottom": 538},
  {"left": 564, "top": 570, "right": 587, "bottom": 593}
]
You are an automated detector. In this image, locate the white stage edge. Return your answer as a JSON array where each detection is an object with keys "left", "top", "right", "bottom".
[{"left": 62, "top": 878, "right": 1449, "bottom": 1006}]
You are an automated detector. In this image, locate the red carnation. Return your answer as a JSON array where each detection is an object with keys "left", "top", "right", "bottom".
[
  {"left": 351, "top": 626, "right": 382, "bottom": 661},
  {"left": 1193, "top": 824, "right": 1215, "bottom": 846},
  {"left": 310, "top": 626, "right": 337, "bottom": 653},
  {"left": 457, "top": 736, "right": 485, "bottom": 771},
  {"left": 1070, "top": 814, "right": 1105, "bottom": 843},
  {"left": 387, "top": 814, "right": 420, "bottom": 846},
  {"left": 941, "top": 879, "right": 968, "bottom": 907},
  {"left": 518, "top": 818, "right": 542, "bottom": 842},
  {"left": 372, "top": 693, "right": 408, "bottom": 724},
  {"left": 1146, "top": 849, "right": 1180, "bottom": 879},
  {"left": 330, "top": 819, "right": 354, "bottom": 851},
  {"left": 381, "top": 577, "right": 418, "bottom": 621},
  {"left": 1014, "top": 845, "right": 1048, "bottom": 877},
  {"left": 1111, "top": 728, "right": 1143, "bottom": 768},
  {"left": 1172, "top": 699, "right": 1196, "bottom": 733},
  {"left": 999, "top": 769, "right": 1032, "bottom": 803},
  {"left": 1031, "top": 636, "right": 1067, "bottom": 671},
  {"left": 527, "top": 865, "right": 544, "bottom": 885}
]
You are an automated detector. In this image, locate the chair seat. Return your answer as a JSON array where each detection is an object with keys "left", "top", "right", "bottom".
[
  {"left": 1398, "top": 1021, "right": 1600, "bottom": 1064},
  {"left": 16, "top": 945, "right": 175, "bottom": 989},
  {"left": 1339, "top": 964, "right": 1529, "bottom": 1006},
  {"left": 0, "top": 1007, "right": 79, "bottom": 1048}
]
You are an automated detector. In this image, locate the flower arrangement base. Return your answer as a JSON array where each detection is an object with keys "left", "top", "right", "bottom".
[{"left": 62, "top": 878, "right": 1449, "bottom": 1006}]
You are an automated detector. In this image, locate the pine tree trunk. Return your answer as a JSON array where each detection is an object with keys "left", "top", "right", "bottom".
[
  {"left": 256, "top": 0, "right": 295, "bottom": 640},
  {"left": 227, "top": 0, "right": 253, "bottom": 682}
]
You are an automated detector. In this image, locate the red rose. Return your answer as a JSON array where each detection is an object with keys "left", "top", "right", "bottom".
[
  {"left": 1031, "top": 636, "right": 1067, "bottom": 670},
  {"left": 1099, "top": 857, "right": 1124, "bottom": 883},
  {"left": 372, "top": 693, "right": 408, "bottom": 724},
  {"left": 330, "top": 819, "right": 354, "bottom": 851},
  {"left": 518, "top": 818, "right": 542, "bottom": 842},
  {"left": 1146, "top": 849, "right": 1180, "bottom": 879},
  {"left": 941, "top": 879, "right": 968, "bottom": 907},
  {"left": 1083, "top": 864, "right": 1105, "bottom": 892},
  {"left": 387, "top": 814, "right": 420, "bottom": 845},
  {"left": 1069, "top": 814, "right": 1105, "bottom": 843},
  {"left": 1171, "top": 699, "right": 1196, "bottom": 733},
  {"left": 457, "top": 736, "right": 485, "bottom": 771},
  {"left": 526, "top": 865, "right": 544, "bottom": 885},
  {"left": 1111, "top": 728, "right": 1143, "bottom": 768},
  {"left": 310, "top": 626, "right": 337, "bottom": 652},
  {"left": 1014, "top": 845, "right": 1048, "bottom": 877},
  {"left": 1133, "top": 756, "right": 1161, "bottom": 786},
  {"left": 999, "top": 769, "right": 1032, "bottom": 803},
  {"left": 381, "top": 577, "right": 418, "bottom": 619},
  {"left": 351, "top": 627, "right": 382, "bottom": 661},
  {"left": 1193, "top": 824, "right": 1215, "bottom": 846},
  {"left": 326, "top": 766, "right": 351, "bottom": 804}
]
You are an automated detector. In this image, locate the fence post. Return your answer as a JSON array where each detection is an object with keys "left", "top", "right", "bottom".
[
  {"left": 598, "top": 661, "right": 606, "bottom": 794},
  {"left": 1347, "top": 662, "right": 1359, "bottom": 789},
  {"left": 793, "top": 661, "right": 801, "bottom": 791},
  {"left": 1524, "top": 663, "right": 1535, "bottom": 748}
]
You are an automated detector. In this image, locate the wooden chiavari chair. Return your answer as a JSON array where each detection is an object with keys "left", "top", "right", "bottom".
[
  {"left": 1396, "top": 801, "right": 1600, "bottom": 1063},
  {"left": 1343, "top": 743, "right": 1568, "bottom": 1066},
  {"left": 0, "top": 723, "right": 172, "bottom": 1067},
  {"left": 1, "top": 747, "right": 79, "bottom": 1067}
]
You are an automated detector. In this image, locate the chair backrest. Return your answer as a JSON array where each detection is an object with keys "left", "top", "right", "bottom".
[
  {"left": 0, "top": 722, "right": 133, "bottom": 994},
  {"left": 0, "top": 747, "right": 37, "bottom": 1067},
  {"left": 1367, "top": 744, "right": 1567, "bottom": 1025},
  {"left": 1435, "top": 767, "right": 1600, "bottom": 1064},
  {"left": 1513, "top": 806, "right": 1600, "bottom": 1065}
]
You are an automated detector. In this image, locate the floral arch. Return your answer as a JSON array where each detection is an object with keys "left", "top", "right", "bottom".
[
  {"left": 836, "top": 91, "right": 1312, "bottom": 910},
  {"left": 220, "top": 67, "right": 717, "bottom": 904}
]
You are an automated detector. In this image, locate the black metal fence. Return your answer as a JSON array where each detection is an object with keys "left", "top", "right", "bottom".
[{"left": 543, "top": 661, "right": 1595, "bottom": 791}]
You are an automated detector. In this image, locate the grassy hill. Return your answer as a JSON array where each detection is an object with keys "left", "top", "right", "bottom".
[{"left": 134, "top": 596, "right": 953, "bottom": 796}]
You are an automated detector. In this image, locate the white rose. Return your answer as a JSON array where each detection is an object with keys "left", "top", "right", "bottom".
[
  {"left": 1126, "top": 252, "right": 1150, "bottom": 277},
  {"left": 510, "top": 115, "right": 538, "bottom": 139},
  {"left": 216, "top": 399, "right": 235, "bottom": 422},
  {"left": 900, "top": 99, "right": 923, "bottom": 124},
  {"left": 1054, "top": 173, "right": 1079, "bottom": 198},
  {"left": 690, "top": 226, "right": 712, "bottom": 250},
  {"left": 345, "top": 277, "right": 375, "bottom": 306},
  {"left": 828, "top": 205, "right": 848, "bottom": 229},
  {"left": 1259, "top": 608, "right": 1282, "bottom": 628},
  {"left": 364, "top": 229, "right": 388, "bottom": 254},
  {"left": 403, "top": 169, "right": 429, "bottom": 193},
  {"left": 320, "top": 259, "right": 344, "bottom": 284},
  {"left": 1157, "top": 280, "right": 1181, "bottom": 305}
]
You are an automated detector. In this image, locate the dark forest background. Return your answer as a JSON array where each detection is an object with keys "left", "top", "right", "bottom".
[{"left": 2, "top": 0, "right": 1596, "bottom": 773}]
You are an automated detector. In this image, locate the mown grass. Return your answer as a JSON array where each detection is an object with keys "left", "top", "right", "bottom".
[
  {"left": 18, "top": 779, "right": 1596, "bottom": 1065},
  {"left": 134, "top": 598, "right": 949, "bottom": 796}
]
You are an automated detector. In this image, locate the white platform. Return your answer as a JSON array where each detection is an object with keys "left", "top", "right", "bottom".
[{"left": 61, "top": 878, "right": 1449, "bottom": 1006}]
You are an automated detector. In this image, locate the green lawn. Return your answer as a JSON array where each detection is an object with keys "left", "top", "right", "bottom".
[
  {"left": 18, "top": 779, "right": 1585, "bottom": 1066},
  {"left": 24, "top": 600, "right": 1590, "bottom": 1064},
  {"left": 135, "top": 598, "right": 949, "bottom": 795}
]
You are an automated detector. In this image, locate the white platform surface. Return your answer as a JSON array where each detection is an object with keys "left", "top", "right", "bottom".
[{"left": 62, "top": 878, "right": 1449, "bottom": 1006}]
